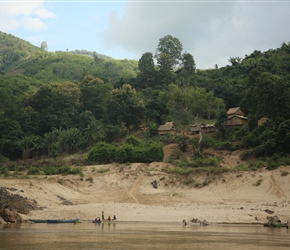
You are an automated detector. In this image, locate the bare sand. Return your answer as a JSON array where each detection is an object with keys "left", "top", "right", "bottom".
[{"left": 1, "top": 162, "right": 290, "bottom": 224}]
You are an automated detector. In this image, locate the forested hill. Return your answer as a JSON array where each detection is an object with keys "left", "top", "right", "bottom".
[
  {"left": 0, "top": 31, "right": 138, "bottom": 83},
  {"left": 195, "top": 42, "right": 290, "bottom": 109},
  {"left": 1, "top": 32, "right": 290, "bottom": 171}
]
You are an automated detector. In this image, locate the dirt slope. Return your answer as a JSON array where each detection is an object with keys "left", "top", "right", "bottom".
[{"left": 1, "top": 161, "right": 290, "bottom": 224}]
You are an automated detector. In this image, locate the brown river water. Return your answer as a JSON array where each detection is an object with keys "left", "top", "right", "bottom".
[{"left": 1, "top": 221, "right": 290, "bottom": 250}]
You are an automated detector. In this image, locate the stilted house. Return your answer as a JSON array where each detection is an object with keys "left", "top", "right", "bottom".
[
  {"left": 191, "top": 124, "right": 216, "bottom": 134},
  {"left": 158, "top": 122, "right": 176, "bottom": 135},
  {"left": 224, "top": 107, "right": 248, "bottom": 128},
  {"left": 227, "top": 107, "right": 245, "bottom": 117}
]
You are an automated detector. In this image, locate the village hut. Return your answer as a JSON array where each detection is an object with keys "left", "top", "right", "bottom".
[
  {"left": 227, "top": 107, "right": 245, "bottom": 118},
  {"left": 223, "top": 115, "right": 248, "bottom": 128},
  {"left": 191, "top": 124, "right": 216, "bottom": 134},
  {"left": 157, "top": 122, "right": 176, "bottom": 135}
]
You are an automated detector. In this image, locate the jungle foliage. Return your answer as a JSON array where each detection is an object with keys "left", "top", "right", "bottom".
[{"left": 1, "top": 31, "right": 290, "bottom": 168}]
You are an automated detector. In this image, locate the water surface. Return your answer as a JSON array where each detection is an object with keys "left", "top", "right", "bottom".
[{"left": 1, "top": 221, "right": 290, "bottom": 249}]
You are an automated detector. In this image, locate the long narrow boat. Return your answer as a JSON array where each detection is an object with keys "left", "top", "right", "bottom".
[
  {"left": 29, "top": 219, "right": 48, "bottom": 223},
  {"left": 47, "top": 219, "right": 80, "bottom": 224},
  {"left": 263, "top": 223, "right": 289, "bottom": 229}
]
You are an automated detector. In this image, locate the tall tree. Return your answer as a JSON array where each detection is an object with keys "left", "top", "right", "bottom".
[
  {"left": 246, "top": 72, "right": 290, "bottom": 122},
  {"left": 27, "top": 81, "right": 81, "bottom": 134},
  {"left": 40, "top": 41, "right": 48, "bottom": 51},
  {"left": 109, "top": 84, "right": 145, "bottom": 131},
  {"left": 156, "top": 35, "right": 183, "bottom": 67},
  {"left": 136, "top": 52, "right": 156, "bottom": 89},
  {"left": 166, "top": 84, "right": 225, "bottom": 155}
]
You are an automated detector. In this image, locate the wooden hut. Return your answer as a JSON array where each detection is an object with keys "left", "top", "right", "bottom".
[
  {"left": 191, "top": 124, "right": 216, "bottom": 134},
  {"left": 223, "top": 115, "right": 248, "bottom": 128},
  {"left": 227, "top": 107, "right": 245, "bottom": 118},
  {"left": 158, "top": 122, "right": 176, "bottom": 135}
]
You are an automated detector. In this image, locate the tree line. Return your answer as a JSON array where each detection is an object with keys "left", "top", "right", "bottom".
[{"left": 1, "top": 33, "right": 290, "bottom": 163}]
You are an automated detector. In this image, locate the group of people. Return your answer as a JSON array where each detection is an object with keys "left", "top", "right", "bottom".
[{"left": 94, "top": 211, "right": 117, "bottom": 223}]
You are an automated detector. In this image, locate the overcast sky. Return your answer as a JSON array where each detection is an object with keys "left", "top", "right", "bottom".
[{"left": 1, "top": 0, "right": 290, "bottom": 69}]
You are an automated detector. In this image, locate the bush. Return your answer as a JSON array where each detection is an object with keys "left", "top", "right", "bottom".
[
  {"left": 68, "top": 167, "right": 83, "bottom": 176},
  {"left": 0, "top": 154, "right": 9, "bottom": 163},
  {"left": 182, "top": 177, "right": 195, "bottom": 185},
  {"left": 58, "top": 166, "right": 71, "bottom": 174},
  {"left": 0, "top": 167, "right": 10, "bottom": 177},
  {"left": 125, "top": 135, "right": 142, "bottom": 147},
  {"left": 189, "top": 156, "right": 220, "bottom": 168},
  {"left": 44, "top": 166, "right": 58, "bottom": 175},
  {"left": 87, "top": 142, "right": 116, "bottom": 164},
  {"left": 168, "top": 149, "right": 182, "bottom": 163},
  {"left": 177, "top": 135, "right": 189, "bottom": 152},
  {"left": 248, "top": 160, "right": 267, "bottom": 171},
  {"left": 27, "top": 166, "right": 41, "bottom": 175}
]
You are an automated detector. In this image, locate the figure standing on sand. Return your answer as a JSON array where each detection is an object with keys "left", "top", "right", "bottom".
[{"left": 102, "top": 211, "right": 105, "bottom": 220}]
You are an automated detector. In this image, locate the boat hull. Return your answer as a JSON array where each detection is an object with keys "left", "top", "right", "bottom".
[
  {"left": 264, "top": 223, "right": 289, "bottom": 229},
  {"left": 47, "top": 219, "right": 80, "bottom": 224}
]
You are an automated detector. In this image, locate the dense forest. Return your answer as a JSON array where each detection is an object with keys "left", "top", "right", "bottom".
[{"left": 1, "top": 31, "right": 290, "bottom": 171}]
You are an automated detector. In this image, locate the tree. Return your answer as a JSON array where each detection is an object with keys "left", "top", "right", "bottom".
[
  {"left": 141, "top": 89, "right": 169, "bottom": 125},
  {"left": 27, "top": 81, "right": 81, "bottom": 134},
  {"left": 0, "top": 117, "right": 23, "bottom": 159},
  {"left": 246, "top": 72, "right": 290, "bottom": 122},
  {"left": 40, "top": 41, "right": 48, "bottom": 51},
  {"left": 136, "top": 52, "right": 156, "bottom": 89},
  {"left": 156, "top": 52, "right": 175, "bottom": 86},
  {"left": 166, "top": 84, "right": 225, "bottom": 155},
  {"left": 181, "top": 52, "right": 196, "bottom": 73},
  {"left": 156, "top": 35, "right": 183, "bottom": 67},
  {"left": 81, "top": 74, "right": 104, "bottom": 86},
  {"left": 109, "top": 84, "right": 145, "bottom": 131},
  {"left": 80, "top": 82, "right": 112, "bottom": 120},
  {"left": 176, "top": 52, "right": 196, "bottom": 87}
]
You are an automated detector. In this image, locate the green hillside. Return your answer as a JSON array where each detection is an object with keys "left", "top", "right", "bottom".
[
  {"left": 0, "top": 31, "right": 138, "bottom": 83},
  {"left": 1, "top": 32, "right": 290, "bottom": 172}
]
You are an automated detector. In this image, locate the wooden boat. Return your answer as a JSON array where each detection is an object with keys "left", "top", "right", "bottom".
[
  {"left": 47, "top": 219, "right": 80, "bottom": 224},
  {"left": 264, "top": 223, "right": 289, "bottom": 229},
  {"left": 29, "top": 219, "right": 48, "bottom": 223},
  {"left": 263, "top": 216, "right": 289, "bottom": 229}
]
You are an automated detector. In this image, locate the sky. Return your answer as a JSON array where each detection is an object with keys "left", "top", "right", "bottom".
[{"left": 1, "top": 0, "right": 290, "bottom": 69}]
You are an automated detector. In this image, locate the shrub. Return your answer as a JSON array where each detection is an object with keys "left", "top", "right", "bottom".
[
  {"left": 125, "top": 135, "right": 142, "bottom": 147},
  {"left": 97, "top": 167, "right": 110, "bottom": 174},
  {"left": 168, "top": 149, "right": 182, "bottom": 163},
  {"left": 182, "top": 177, "right": 195, "bottom": 185},
  {"left": 177, "top": 135, "right": 189, "bottom": 152},
  {"left": 68, "top": 167, "right": 83, "bottom": 176},
  {"left": 0, "top": 167, "right": 10, "bottom": 177},
  {"left": 281, "top": 171, "right": 289, "bottom": 176},
  {"left": 254, "top": 179, "right": 263, "bottom": 186},
  {"left": 87, "top": 142, "right": 116, "bottom": 164},
  {"left": 248, "top": 160, "right": 267, "bottom": 171},
  {"left": 27, "top": 166, "right": 41, "bottom": 175},
  {"left": 0, "top": 154, "right": 9, "bottom": 163},
  {"left": 44, "top": 166, "right": 58, "bottom": 175},
  {"left": 58, "top": 166, "right": 71, "bottom": 174}
]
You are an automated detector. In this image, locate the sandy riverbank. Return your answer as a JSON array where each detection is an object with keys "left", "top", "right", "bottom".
[{"left": 1, "top": 162, "right": 290, "bottom": 224}]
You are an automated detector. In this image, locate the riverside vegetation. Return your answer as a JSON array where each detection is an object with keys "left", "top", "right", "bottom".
[{"left": 1, "top": 32, "right": 290, "bottom": 178}]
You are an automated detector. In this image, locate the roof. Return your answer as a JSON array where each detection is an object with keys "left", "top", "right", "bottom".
[
  {"left": 158, "top": 122, "right": 175, "bottom": 131},
  {"left": 227, "top": 107, "right": 244, "bottom": 115},
  {"left": 227, "top": 115, "right": 248, "bottom": 120}
]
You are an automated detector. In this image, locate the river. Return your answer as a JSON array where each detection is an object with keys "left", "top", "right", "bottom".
[{"left": 1, "top": 221, "right": 290, "bottom": 249}]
